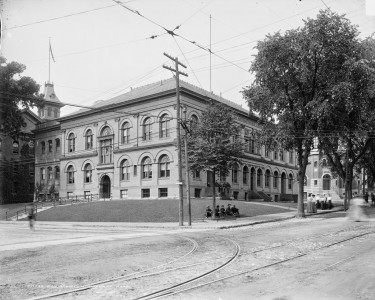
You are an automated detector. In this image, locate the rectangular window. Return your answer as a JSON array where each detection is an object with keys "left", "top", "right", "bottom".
[
  {"left": 274, "top": 151, "right": 278, "bottom": 160},
  {"left": 134, "top": 165, "right": 137, "bottom": 176},
  {"left": 41, "top": 142, "right": 45, "bottom": 154},
  {"left": 289, "top": 151, "right": 293, "bottom": 163},
  {"left": 265, "top": 146, "right": 269, "bottom": 158},
  {"left": 120, "top": 189, "right": 128, "bottom": 199},
  {"left": 159, "top": 188, "right": 168, "bottom": 198},
  {"left": 41, "top": 168, "right": 45, "bottom": 180},
  {"left": 84, "top": 191, "right": 91, "bottom": 199},
  {"left": 55, "top": 139, "right": 60, "bottom": 151},
  {"left": 193, "top": 170, "right": 200, "bottom": 179},
  {"left": 314, "top": 180, "right": 318, "bottom": 186},
  {"left": 279, "top": 151, "right": 284, "bottom": 161},
  {"left": 194, "top": 189, "right": 201, "bottom": 198},
  {"left": 142, "top": 189, "right": 150, "bottom": 198}
]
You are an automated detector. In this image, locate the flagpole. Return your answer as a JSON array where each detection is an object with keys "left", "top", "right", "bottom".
[{"left": 48, "top": 37, "right": 51, "bottom": 83}]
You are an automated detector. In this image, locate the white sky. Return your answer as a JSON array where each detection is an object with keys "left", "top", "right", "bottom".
[{"left": 1, "top": 0, "right": 375, "bottom": 117}]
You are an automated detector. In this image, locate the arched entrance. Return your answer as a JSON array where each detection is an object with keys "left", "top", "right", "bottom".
[
  {"left": 100, "top": 175, "right": 111, "bottom": 198},
  {"left": 281, "top": 172, "right": 286, "bottom": 194},
  {"left": 323, "top": 174, "right": 331, "bottom": 190},
  {"left": 250, "top": 167, "right": 255, "bottom": 191}
]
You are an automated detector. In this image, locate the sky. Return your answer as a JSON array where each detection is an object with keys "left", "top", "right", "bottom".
[{"left": 1, "top": 0, "right": 375, "bottom": 117}]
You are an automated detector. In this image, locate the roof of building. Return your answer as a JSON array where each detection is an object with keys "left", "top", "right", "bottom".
[
  {"left": 43, "top": 82, "right": 64, "bottom": 107},
  {"left": 64, "top": 78, "right": 252, "bottom": 118}
]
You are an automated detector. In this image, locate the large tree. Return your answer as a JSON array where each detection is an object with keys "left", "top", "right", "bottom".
[
  {"left": 0, "top": 56, "right": 43, "bottom": 138},
  {"left": 186, "top": 102, "right": 244, "bottom": 217},
  {"left": 242, "top": 10, "right": 361, "bottom": 217}
]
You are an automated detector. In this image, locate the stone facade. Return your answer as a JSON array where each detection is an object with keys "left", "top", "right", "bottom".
[{"left": 34, "top": 78, "right": 299, "bottom": 201}]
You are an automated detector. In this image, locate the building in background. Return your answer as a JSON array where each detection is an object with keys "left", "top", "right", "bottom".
[
  {"left": 0, "top": 109, "right": 40, "bottom": 204},
  {"left": 34, "top": 78, "right": 298, "bottom": 201}
]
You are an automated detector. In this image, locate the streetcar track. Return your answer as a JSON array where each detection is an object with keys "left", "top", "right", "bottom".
[
  {"left": 144, "top": 230, "right": 375, "bottom": 299},
  {"left": 28, "top": 236, "right": 199, "bottom": 300}
]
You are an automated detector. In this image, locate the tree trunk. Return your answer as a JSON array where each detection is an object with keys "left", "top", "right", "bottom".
[
  {"left": 211, "top": 170, "right": 216, "bottom": 219},
  {"left": 297, "top": 179, "right": 306, "bottom": 217}
]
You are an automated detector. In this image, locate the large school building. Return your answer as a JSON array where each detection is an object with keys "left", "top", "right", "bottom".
[{"left": 33, "top": 78, "right": 299, "bottom": 201}]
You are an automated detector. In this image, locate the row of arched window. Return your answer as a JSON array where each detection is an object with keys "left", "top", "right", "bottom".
[
  {"left": 65, "top": 154, "right": 171, "bottom": 184},
  {"left": 231, "top": 165, "right": 294, "bottom": 190}
]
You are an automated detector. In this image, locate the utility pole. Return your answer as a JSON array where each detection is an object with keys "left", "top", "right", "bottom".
[
  {"left": 163, "top": 53, "right": 188, "bottom": 226},
  {"left": 182, "top": 106, "right": 192, "bottom": 226}
]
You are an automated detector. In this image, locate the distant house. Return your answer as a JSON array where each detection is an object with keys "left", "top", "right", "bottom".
[
  {"left": 33, "top": 78, "right": 298, "bottom": 201},
  {"left": 0, "top": 109, "right": 41, "bottom": 204}
]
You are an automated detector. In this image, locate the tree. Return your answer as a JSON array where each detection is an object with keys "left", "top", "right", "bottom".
[
  {"left": 242, "top": 10, "right": 361, "bottom": 217},
  {"left": 315, "top": 36, "right": 375, "bottom": 209},
  {"left": 186, "top": 103, "right": 244, "bottom": 217},
  {"left": 0, "top": 56, "right": 43, "bottom": 138}
]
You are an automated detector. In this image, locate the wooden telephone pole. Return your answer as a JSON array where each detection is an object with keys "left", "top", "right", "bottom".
[{"left": 163, "top": 53, "right": 188, "bottom": 226}]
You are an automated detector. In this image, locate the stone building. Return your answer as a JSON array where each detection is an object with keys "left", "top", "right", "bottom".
[
  {"left": 34, "top": 78, "right": 299, "bottom": 201},
  {"left": 0, "top": 109, "right": 40, "bottom": 204},
  {"left": 304, "top": 146, "right": 363, "bottom": 200}
]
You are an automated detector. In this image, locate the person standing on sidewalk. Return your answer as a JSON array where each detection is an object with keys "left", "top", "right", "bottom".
[{"left": 27, "top": 204, "right": 36, "bottom": 230}]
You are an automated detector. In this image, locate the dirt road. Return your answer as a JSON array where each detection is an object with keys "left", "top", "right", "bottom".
[{"left": 1, "top": 212, "right": 375, "bottom": 300}]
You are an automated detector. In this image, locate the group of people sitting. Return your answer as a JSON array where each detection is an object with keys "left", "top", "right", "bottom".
[{"left": 205, "top": 203, "right": 239, "bottom": 218}]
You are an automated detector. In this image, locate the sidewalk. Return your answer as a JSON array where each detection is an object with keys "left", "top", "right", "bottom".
[{"left": 0, "top": 206, "right": 345, "bottom": 230}]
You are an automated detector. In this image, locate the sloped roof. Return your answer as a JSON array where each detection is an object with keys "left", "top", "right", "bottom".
[
  {"left": 43, "top": 82, "right": 64, "bottom": 107},
  {"left": 65, "top": 77, "right": 250, "bottom": 117}
]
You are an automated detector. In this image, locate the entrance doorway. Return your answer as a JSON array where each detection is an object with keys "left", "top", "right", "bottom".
[
  {"left": 100, "top": 175, "right": 111, "bottom": 198},
  {"left": 281, "top": 173, "right": 286, "bottom": 194}
]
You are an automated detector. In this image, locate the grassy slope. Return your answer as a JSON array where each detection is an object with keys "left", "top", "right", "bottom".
[{"left": 32, "top": 199, "right": 298, "bottom": 222}]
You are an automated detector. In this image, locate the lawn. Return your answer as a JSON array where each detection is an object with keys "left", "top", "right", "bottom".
[{"left": 32, "top": 199, "right": 298, "bottom": 223}]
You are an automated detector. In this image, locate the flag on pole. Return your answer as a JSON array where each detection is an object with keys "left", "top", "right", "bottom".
[{"left": 49, "top": 40, "right": 56, "bottom": 63}]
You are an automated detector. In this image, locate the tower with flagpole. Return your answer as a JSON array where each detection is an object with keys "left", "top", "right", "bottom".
[{"left": 38, "top": 38, "right": 64, "bottom": 120}]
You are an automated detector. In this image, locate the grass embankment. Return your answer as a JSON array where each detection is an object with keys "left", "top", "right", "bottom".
[{"left": 33, "top": 199, "right": 298, "bottom": 222}]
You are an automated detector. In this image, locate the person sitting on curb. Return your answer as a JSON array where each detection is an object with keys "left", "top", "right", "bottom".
[
  {"left": 220, "top": 205, "right": 226, "bottom": 217},
  {"left": 205, "top": 206, "right": 212, "bottom": 218},
  {"left": 214, "top": 205, "right": 220, "bottom": 218},
  {"left": 231, "top": 205, "right": 239, "bottom": 217},
  {"left": 226, "top": 204, "right": 233, "bottom": 216}
]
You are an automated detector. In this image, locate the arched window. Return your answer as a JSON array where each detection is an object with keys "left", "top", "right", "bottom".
[
  {"left": 40, "top": 167, "right": 45, "bottom": 181},
  {"left": 142, "top": 157, "right": 152, "bottom": 179},
  {"left": 274, "top": 150, "right": 278, "bottom": 160},
  {"left": 243, "top": 166, "right": 249, "bottom": 185},
  {"left": 159, "top": 155, "right": 170, "bottom": 178},
  {"left": 265, "top": 170, "right": 271, "bottom": 187},
  {"left": 41, "top": 141, "right": 45, "bottom": 154},
  {"left": 159, "top": 114, "right": 170, "bottom": 138},
  {"left": 85, "top": 129, "right": 93, "bottom": 150},
  {"left": 47, "top": 107, "right": 52, "bottom": 116},
  {"left": 47, "top": 166, "right": 53, "bottom": 181},
  {"left": 257, "top": 169, "right": 262, "bottom": 187},
  {"left": 143, "top": 118, "right": 152, "bottom": 141},
  {"left": 279, "top": 151, "right": 284, "bottom": 161},
  {"left": 232, "top": 164, "right": 239, "bottom": 184},
  {"left": 190, "top": 115, "right": 198, "bottom": 128},
  {"left": 100, "top": 126, "right": 113, "bottom": 164},
  {"left": 323, "top": 174, "right": 331, "bottom": 190},
  {"left": 48, "top": 140, "right": 53, "bottom": 152},
  {"left": 67, "top": 165, "right": 75, "bottom": 184},
  {"left": 121, "top": 122, "right": 130, "bottom": 144},
  {"left": 13, "top": 141, "right": 19, "bottom": 153},
  {"left": 273, "top": 171, "right": 279, "bottom": 188},
  {"left": 288, "top": 174, "right": 293, "bottom": 189},
  {"left": 68, "top": 133, "right": 75, "bottom": 152},
  {"left": 84, "top": 164, "right": 92, "bottom": 183},
  {"left": 120, "top": 159, "right": 130, "bottom": 181}
]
